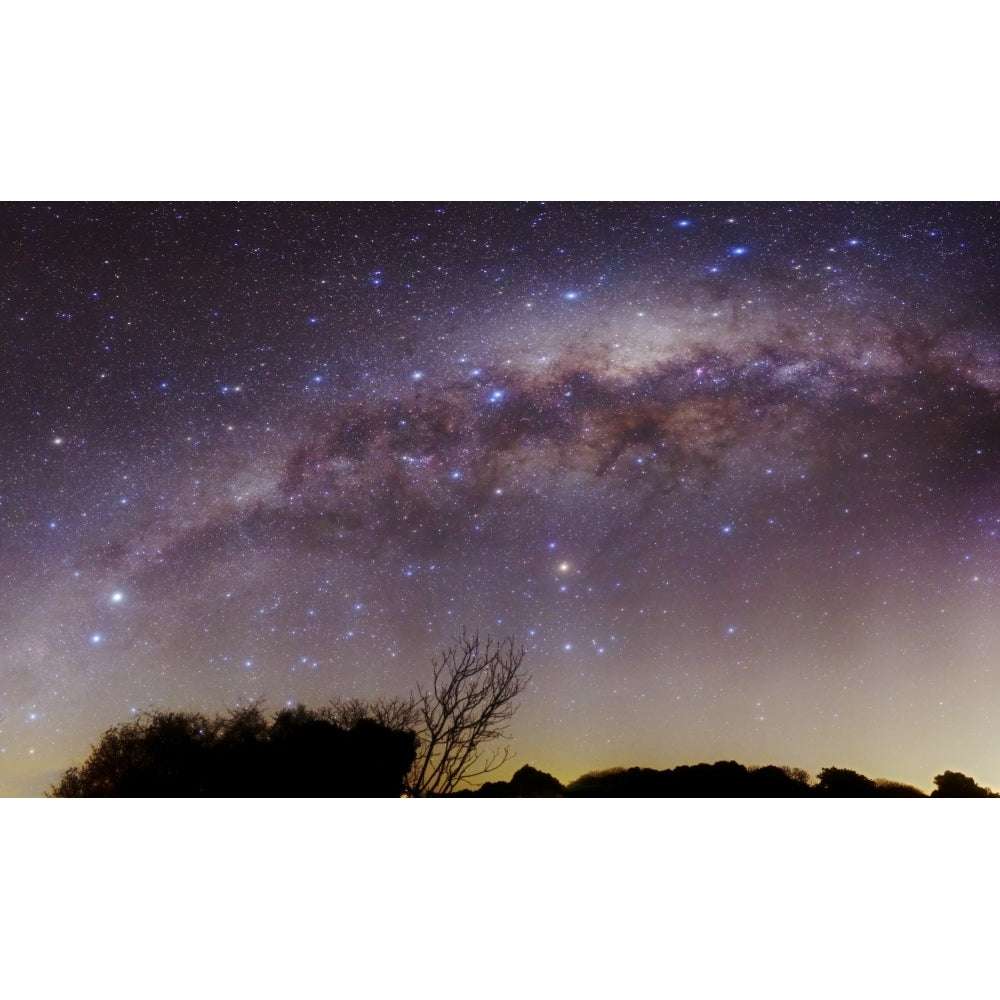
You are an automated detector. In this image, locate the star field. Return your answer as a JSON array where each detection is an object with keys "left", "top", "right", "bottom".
[{"left": 3, "top": 201, "right": 1000, "bottom": 795}]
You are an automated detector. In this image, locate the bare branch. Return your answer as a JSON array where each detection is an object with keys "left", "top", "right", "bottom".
[{"left": 406, "top": 629, "right": 529, "bottom": 796}]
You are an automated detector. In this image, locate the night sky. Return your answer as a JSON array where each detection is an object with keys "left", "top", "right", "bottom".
[{"left": 4, "top": 201, "right": 1000, "bottom": 796}]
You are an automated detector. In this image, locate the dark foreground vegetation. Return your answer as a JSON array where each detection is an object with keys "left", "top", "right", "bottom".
[
  {"left": 51, "top": 704, "right": 418, "bottom": 797},
  {"left": 463, "top": 763, "right": 998, "bottom": 798},
  {"left": 52, "top": 630, "right": 529, "bottom": 797},
  {"left": 48, "top": 631, "right": 998, "bottom": 798},
  {"left": 50, "top": 711, "right": 998, "bottom": 798}
]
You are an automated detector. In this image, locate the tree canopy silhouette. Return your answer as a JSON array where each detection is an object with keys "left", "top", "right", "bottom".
[
  {"left": 559, "top": 762, "right": 940, "bottom": 797},
  {"left": 873, "top": 778, "right": 927, "bottom": 797},
  {"left": 49, "top": 703, "right": 417, "bottom": 797},
  {"left": 931, "top": 770, "right": 998, "bottom": 797},
  {"left": 563, "top": 761, "right": 815, "bottom": 797},
  {"left": 813, "top": 767, "right": 880, "bottom": 797},
  {"left": 472, "top": 764, "right": 565, "bottom": 797}
]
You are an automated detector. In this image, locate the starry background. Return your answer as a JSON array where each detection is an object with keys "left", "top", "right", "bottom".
[{"left": 3, "top": 201, "right": 1000, "bottom": 796}]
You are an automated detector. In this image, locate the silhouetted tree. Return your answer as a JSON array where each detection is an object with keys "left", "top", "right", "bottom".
[
  {"left": 747, "top": 764, "right": 812, "bottom": 796},
  {"left": 408, "top": 631, "right": 528, "bottom": 795},
  {"left": 563, "top": 761, "right": 813, "bottom": 797},
  {"left": 49, "top": 702, "right": 417, "bottom": 797},
  {"left": 52, "top": 709, "right": 218, "bottom": 797},
  {"left": 873, "top": 778, "right": 927, "bottom": 797},
  {"left": 332, "top": 630, "right": 530, "bottom": 796},
  {"left": 813, "top": 767, "right": 879, "bottom": 797},
  {"left": 564, "top": 767, "right": 627, "bottom": 796},
  {"left": 508, "top": 764, "right": 564, "bottom": 796},
  {"left": 475, "top": 764, "right": 565, "bottom": 797},
  {"left": 931, "top": 770, "right": 997, "bottom": 797},
  {"left": 563, "top": 766, "right": 641, "bottom": 796},
  {"left": 782, "top": 766, "right": 812, "bottom": 786},
  {"left": 561, "top": 760, "right": 932, "bottom": 797}
]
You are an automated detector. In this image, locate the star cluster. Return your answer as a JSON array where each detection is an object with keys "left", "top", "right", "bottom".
[{"left": 3, "top": 202, "right": 1000, "bottom": 794}]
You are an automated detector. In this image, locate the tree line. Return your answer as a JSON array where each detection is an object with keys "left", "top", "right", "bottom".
[
  {"left": 51, "top": 630, "right": 527, "bottom": 797},
  {"left": 48, "top": 631, "right": 998, "bottom": 798},
  {"left": 462, "top": 762, "right": 998, "bottom": 797}
]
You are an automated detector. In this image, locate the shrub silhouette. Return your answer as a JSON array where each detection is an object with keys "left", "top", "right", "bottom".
[
  {"left": 50, "top": 703, "right": 417, "bottom": 797},
  {"left": 506, "top": 764, "right": 565, "bottom": 796},
  {"left": 746, "top": 764, "right": 812, "bottom": 797},
  {"left": 873, "top": 778, "right": 927, "bottom": 797},
  {"left": 813, "top": 767, "right": 880, "bottom": 797},
  {"left": 564, "top": 761, "right": 813, "bottom": 797},
  {"left": 931, "top": 770, "right": 997, "bottom": 797},
  {"left": 473, "top": 764, "right": 566, "bottom": 797},
  {"left": 559, "top": 762, "right": 997, "bottom": 797},
  {"left": 562, "top": 767, "right": 627, "bottom": 796}
]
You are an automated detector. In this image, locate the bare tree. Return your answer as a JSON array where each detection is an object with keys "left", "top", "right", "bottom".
[
  {"left": 332, "top": 629, "right": 529, "bottom": 796},
  {"left": 409, "top": 630, "right": 529, "bottom": 796}
]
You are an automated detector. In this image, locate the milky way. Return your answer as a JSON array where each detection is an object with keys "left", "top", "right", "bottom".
[{"left": 4, "top": 202, "right": 1000, "bottom": 795}]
